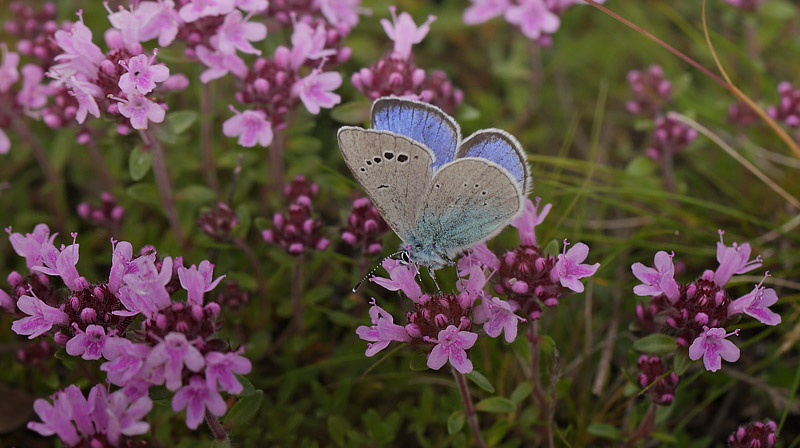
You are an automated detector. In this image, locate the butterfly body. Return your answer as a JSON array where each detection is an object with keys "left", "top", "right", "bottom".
[{"left": 338, "top": 98, "right": 531, "bottom": 270}]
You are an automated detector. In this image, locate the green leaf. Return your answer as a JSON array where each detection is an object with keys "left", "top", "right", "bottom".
[
  {"left": 762, "top": 0, "right": 797, "bottom": 20},
  {"left": 235, "top": 374, "right": 255, "bottom": 397},
  {"left": 409, "top": 351, "right": 428, "bottom": 371},
  {"left": 447, "top": 411, "right": 465, "bottom": 435},
  {"left": 510, "top": 381, "right": 534, "bottom": 405},
  {"left": 625, "top": 155, "right": 657, "bottom": 178},
  {"left": 53, "top": 348, "right": 77, "bottom": 370},
  {"left": 673, "top": 350, "right": 691, "bottom": 376},
  {"left": 586, "top": 423, "right": 622, "bottom": 440},
  {"left": 126, "top": 183, "right": 160, "bottom": 206},
  {"left": 254, "top": 217, "right": 271, "bottom": 231},
  {"left": 223, "top": 390, "right": 263, "bottom": 429},
  {"left": 467, "top": 370, "right": 495, "bottom": 393},
  {"left": 633, "top": 334, "right": 677, "bottom": 355},
  {"left": 330, "top": 101, "right": 371, "bottom": 124},
  {"left": 651, "top": 431, "right": 679, "bottom": 444},
  {"left": 151, "top": 121, "right": 177, "bottom": 144},
  {"left": 176, "top": 185, "right": 217, "bottom": 204},
  {"left": 168, "top": 110, "right": 198, "bottom": 134},
  {"left": 129, "top": 145, "right": 153, "bottom": 181},
  {"left": 475, "top": 396, "right": 516, "bottom": 413},
  {"left": 148, "top": 386, "right": 172, "bottom": 401},
  {"left": 328, "top": 415, "right": 349, "bottom": 447}
]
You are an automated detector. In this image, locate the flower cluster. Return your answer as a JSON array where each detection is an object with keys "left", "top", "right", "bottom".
[
  {"left": 626, "top": 65, "right": 671, "bottom": 118},
  {"left": 768, "top": 81, "right": 800, "bottom": 128},
  {"left": 2, "top": 224, "right": 252, "bottom": 445},
  {"left": 197, "top": 202, "right": 240, "bottom": 241},
  {"left": 77, "top": 192, "right": 125, "bottom": 229},
  {"left": 351, "top": 8, "right": 463, "bottom": 113},
  {"left": 463, "top": 0, "right": 606, "bottom": 46},
  {"left": 636, "top": 355, "right": 679, "bottom": 405},
  {"left": 4, "top": 2, "right": 66, "bottom": 66},
  {"left": 728, "top": 419, "right": 778, "bottom": 448},
  {"left": 263, "top": 175, "right": 330, "bottom": 255},
  {"left": 633, "top": 230, "right": 780, "bottom": 372},
  {"left": 645, "top": 115, "right": 698, "bottom": 160},
  {"left": 489, "top": 198, "right": 599, "bottom": 320},
  {"left": 356, "top": 198, "right": 599, "bottom": 374},
  {"left": 728, "top": 100, "right": 759, "bottom": 128},
  {"left": 341, "top": 196, "right": 390, "bottom": 256}
]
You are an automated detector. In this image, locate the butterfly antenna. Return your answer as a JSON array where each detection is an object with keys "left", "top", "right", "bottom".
[{"left": 352, "top": 250, "right": 404, "bottom": 292}]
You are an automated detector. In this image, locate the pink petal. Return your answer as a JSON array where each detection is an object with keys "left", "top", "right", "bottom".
[{"left": 427, "top": 344, "right": 448, "bottom": 370}]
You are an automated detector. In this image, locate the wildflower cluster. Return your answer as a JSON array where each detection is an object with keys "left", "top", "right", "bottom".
[
  {"left": 77, "top": 192, "right": 125, "bottom": 229},
  {"left": 197, "top": 202, "right": 240, "bottom": 242},
  {"left": 463, "top": 0, "right": 607, "bottom": 45},
  {"left": 1, "top": 224, "right": 252, "bottom": 445},
  {"left": 633, "top": 230, "right": 780, "bottom": 373},
  {"left": 625, "top": 65, "right": 696, "bottom": 160},
  {"left": 351, "top": 7, "right": 463, "bottom": 113},
  {"left": 357, "top": 198, "right": 599, "bottom": 374},
  {"left": 263, "top": 174, "right": 330, "bottom": 255},
  {"left": 723, "top": 0, "right": 765, "bottom": 12},
  {"left": 768, "top": 81, "right": 800, "bottom": 128},
  {"left": 728, "top": 419, "right": 778, "bottom": 448},
  {"left": 340, "top": 196, "right": 390, "bottom": 256}
]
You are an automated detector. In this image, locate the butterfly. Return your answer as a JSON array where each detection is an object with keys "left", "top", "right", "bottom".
[{"left": 338, "top": 97, "right": 531, "bottom": 270}]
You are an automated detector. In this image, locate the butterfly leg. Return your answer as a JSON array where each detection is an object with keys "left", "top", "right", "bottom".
[{"left": 428, "top": 267, "right": 442, "bottom": 293}]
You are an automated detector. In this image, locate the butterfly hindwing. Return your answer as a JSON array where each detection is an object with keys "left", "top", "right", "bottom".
[
  {"left": 337, "top": 127, "right": 434, "bottom": 242},
  {"left": 456, "top": 129, "right": 530, "bottom": 193},
  {"left": 371, "top": 97, "right": 461, "bottom": 172},
  {"left": 414, "top": 158, "right": 523, "bottom": 257}
]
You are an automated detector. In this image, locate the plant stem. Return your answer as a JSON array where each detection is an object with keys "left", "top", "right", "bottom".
[
  {"left": 205, "top": 409, "right": 230, "bottom": 446},
  {"left": 292, "top": 255, "right": 304, "bottom": 333},
  {"left": 140, "top": 130, "right": 186, "bottom": 247},
  {"left": 527, "top": 321, "right": 551, "bottom": 446},
  {"left": 452, "top": 368, "right": 486, "bottom": 448},
  {"left": 625, "top": 403, "right": 656, "bottom": 448},
  {"left": 201, "top": 83, "right": 219, "bottom": 195},
  {"left": 85, "top": 134, "right": 117, "bottom": 191}
]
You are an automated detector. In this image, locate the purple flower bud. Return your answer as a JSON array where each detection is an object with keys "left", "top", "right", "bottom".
[
  {"left": 8, "top": 271, "right": 23, "bottom": 287},
  {"left": 405, "top": 323, "right": 422, "bottom": 338},
  {"left": 511, "top": 280, "right": 529, "bottom": 294},
  {"left": 80, "top": 307, "right": 97, "bottom": 323},
  {"left": 434, "top": 313, "right": 448, "bottom": 327},
  {"left": 54, "top": 331, "right": 68, "bottom": 345}
]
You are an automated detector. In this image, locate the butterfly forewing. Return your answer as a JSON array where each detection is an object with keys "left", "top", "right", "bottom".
[
  {"left": 338, "top": 127, "right": 434, "bottom": 242},
  {"left": 456, "top": 129, "right": 530, "bottom": 193},
  {"left": 415, "top": 158, "right": 523, "bottom": 255},
  {"left": 371, "top": 97, "right": 461, "bottom": 172}
]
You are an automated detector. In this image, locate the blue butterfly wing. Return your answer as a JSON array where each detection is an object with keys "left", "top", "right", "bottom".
[
  {"left": 456, "top": 129, "right": 530, "bottom": 193},
  {"left": 413, "top": 158, "right": 523, "bottom": 265},
  {"left": 371, "top": 97, "right": 461, "bottom": 172}
]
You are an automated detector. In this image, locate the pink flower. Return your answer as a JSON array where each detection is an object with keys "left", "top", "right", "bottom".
[
  {"left": 118, "top": 254, "right": 173, "bottom": 317},
  {"left": 100, "top": 337, "right": 150, "bottom": 385},
  {"left": 457, "top": 243, "right": 500, "bottom": 274},
  {"left": 236, "top": 0, "right": 269, "bottom": 13},
  {"left": 463, "top": 0, "right": 511, "bottom": 25},
  {"left": 222, "top": 105, "right": 273, "bottom": 147},
  {"left": 380, "top": 7, "right": 436, "bottom": 60},
  {"left": 179, "top": 0, "right": 236, "bottom": 23},
  {"left": 146, "top": 332, "right": 206, "bottom": 391},
  {"left": 103, "top": 389, "right": 153, "bottom": 445},
  {"left": 117, "top": 93, "right": 166, "bottom": 129},
  {"left": 728, "top": 274, "right": 781, "bottom": 326},
  {"left": 66, "top": 324, "right": 110, "bottom": 360},
  {"left": 0, "top": 129, "right": 8, "bottom": 154},
  {"left": 60, "top": 75, "right": 103, "bottom": 124},
  {"left": 714, "top": 230, "right": 762, "bottom": 287},
  {"left": 512, "top": 197, "right": 551, "bottom": 246},
  {"left": 7, "top": 223, "right": 56, "bottom": 269},
  {"left": 205, "top": 350, "right": 253, "bottom": 394},
  {"left": 355, "top": 299, "right": 412, "bottom": 357},
  {"left": 551, "top": 240, "right": 599, "bottom": 293},
  {"left": 172, "top": 376, "right": 227, "bottom": 429},
  {"left": 33, "top": 234, "right": 83, "bottom": 291},
  {"left": 195, "top": 44, "right": 248, "bottom": 82},
  {"left": 119, "top": 52, "right": 170, "bottom": 95},
  {"left": 320, "top": 0, "right": 363, "bottom": 27},
  {"left": 290, "top": 22, "right": 337, "bottom": 69},
  {"left": 474, "top": 297, "right": 524, "bottom": 343},
  {"left": 52, "top": 13, "right": 105, "bottom": 80},
  {"left": 107, "top": 0, "right": 181, "bottom": 49},
  {"left": 688, "top": 326, "right": 740, "bottom": 372},
  {"left": 178, "top": 260, "right": 225, "bottom": 305},
  {"left": 426, "top": 325, "right": 478, "bottom": 373},
  {"left": 631, "top": 250, "right": 680, "bottom": 302},
  {"left": 28, "top": 386, "right": 85, "bottom": 445},
  {"left": 108, "top": 240, "right": 134, "bottom": 293},
  {"left": 0, "top": 44, "right": 20, "bottom": 92},
  {"left": 292, "top": 68, "right": 342, "bottom": 114},
  {"left": 370, "top": 258, "right": 423, "bottom": 302},
  {"left": 456, "top": 265, "right": 491, "bottom": 305},
  {"left": 216, "top": 10, "right": 267, "bottom": 55},
  {"left": 17, "top": 64, "right": 49, "bottom": 111},
  {"left": 504, "top": 0, "right": 560, "bottom": 40},
  {"left": 11, "top": 294, "right": 68, "bottom": 339}
]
